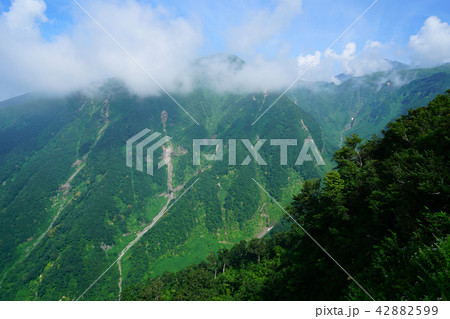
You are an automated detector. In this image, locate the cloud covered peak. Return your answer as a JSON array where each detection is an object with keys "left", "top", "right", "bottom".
[{"left": 0, "top": 0, "right": 449, "bottom": 101}]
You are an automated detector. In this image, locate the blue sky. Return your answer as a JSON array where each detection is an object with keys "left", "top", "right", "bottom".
[
  {"left": 0, "top": 0, "right": 449, "bottom": 100},
  {"left": 26, "top": 0, "right": 450, "bottom": 58}
]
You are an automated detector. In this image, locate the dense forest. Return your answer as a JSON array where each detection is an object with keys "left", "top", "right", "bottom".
[
  {"left": 0, "top": 82, "right": 327, "bottom": 300},
  {"left": 1, "top": 67, "right": 448, "bottom": 300},
  {"left": 123, "top": 91, "right": 450, "bottom": 301}
]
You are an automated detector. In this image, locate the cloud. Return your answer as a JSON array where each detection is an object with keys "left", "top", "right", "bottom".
[
  {"left": 296, "top": 41, "right": 393, "bottom": 83},
  {"left": 340, "top": 41, "right": 392, "bottom": 76},
  {"left": 296, "top": 50, "right": 336, "bottom": 82},
  {"left": 0, "top": 0, "right": 85, "bottom": 98},
  {"left": 297, "top": 50, "right": 321, "bottom": 72},
  {"left": 0, "top": 0, "right": 305, "bottom": 100},
  {"left": 374, "top": 71, "right": 415, "bottom": 92},
  {"left": 4, "top": 2, "right": 447, "bottom": 101},
  {"left": 408, "top": 16, "right": 450, "bottom": 67},
  {"left": 193, "top": 53, "right": 298, "bottom": 93},
  {"left": 0, "top": 0, "right": 203, "bottom": 99},
  {"left": 227, "top": 0, "right": 302, "bottom": 55},
  {"left": 2, "top": 0, "right": 47, "bottom": 29}
]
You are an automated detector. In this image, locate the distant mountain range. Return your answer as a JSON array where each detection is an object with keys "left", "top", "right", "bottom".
[
  {"left": 336, "top": 59, "right": 411, "bottom": 83},
  {"left": 291, "top": 63, "right": 450, "bottom": 148}
]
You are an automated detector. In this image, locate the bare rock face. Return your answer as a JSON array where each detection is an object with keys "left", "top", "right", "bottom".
[{"left": 161, "top": 110, "right": 168, "bottom": 129}]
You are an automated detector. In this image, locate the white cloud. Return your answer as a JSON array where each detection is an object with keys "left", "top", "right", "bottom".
[
  {"left": 296, "top": 41, "right": 393, "bottom": 83},
  {"left": 227, "top": 0, "right": 302, "bottom": 55},
  {"left": 5, "top": 1, "right": 440, "bottom": 101},
  {"left": 408, "top": 16, "right": 450, "bottom": 67},
  {"left": 297, "top": 50, "right": 321, "bottom": 72},
  {"left": 2, "top": 0, "right": 47, "bottom": 30},
  {"left": 297, "top": 50, "right": 336, "bottom": 82},
  {"left": 342, "top": 41, "right": 392, "bottom": 76},
  {"left": 0, "top": 0, "right": 306, "bottom": 100},
  {"left": 0, "top": 0, "right": 203, "bottom": 99},
  {"left": 194, "top": 54, "right": 298, "bottom": 93}
]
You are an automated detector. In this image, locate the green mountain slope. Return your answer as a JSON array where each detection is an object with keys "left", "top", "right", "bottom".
[
  {"left": 0, "top": 81, "right": 328, "bottom": 300},
  {"left": 1, "top": 63, "right": 448, "bottom": 301},
  {"left": 123, "top": 91, "right": 450, "bottom": 301},
  {"left": 289, "top": 64, "right": 450, "bottom": 148}
]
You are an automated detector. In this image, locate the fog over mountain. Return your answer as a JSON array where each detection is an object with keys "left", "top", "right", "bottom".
[{"left": 0, "top": 0, "right": 450, "bottom": 100}]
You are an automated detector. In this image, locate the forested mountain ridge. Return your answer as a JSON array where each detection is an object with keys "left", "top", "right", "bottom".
[
  {"left": 0, "top": 81, "right": 328, "bottom": 300},
  {"left": 123, "top": 91, "right": 450, "bottom": 301},
  {"left": 0, "top": 64, "right": 449, "bottom": 300},
  {"left": 290, "top": 63, "right": 450, "bottom": 148}
]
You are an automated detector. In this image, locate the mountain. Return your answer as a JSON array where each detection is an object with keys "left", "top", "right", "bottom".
[
  {"left": 290, "top": 64, "right": 450, "bottom": 149},
  {"left": 335, "top": 59, "right": 410, "bottom": 83},
  {"left": 0, "top": 80, "right": 328, "bottom": 300},
  {"left": 123, "top": 91, "right": 450, "bottom": 301},
  {"left": 386, "top": 59, "right": 410, "bottom": 70},
  {"left": 0, "top": 63, "right": 449, "bottom": 301}
]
